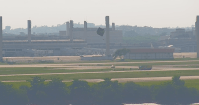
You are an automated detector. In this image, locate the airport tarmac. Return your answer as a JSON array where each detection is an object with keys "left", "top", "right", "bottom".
[
  {"left": 0, "top": 59, "right": 199, "bottom": 68},
  {"left": 2, "top": 52, "right": 197, "bottom": 63},
  {"left": 0, "top": 54, "right": 198, "bottom": 82}
]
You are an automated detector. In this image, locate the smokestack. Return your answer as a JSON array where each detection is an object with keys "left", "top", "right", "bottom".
[
  {"left": 0, "top": 16, "right": 2, "bottom": 61},
  {"left": 69, "top": 20, "right": 73, "bottom": 42},
  {"left": 66, "top": 22, "right": 69, "bottom": 36},
  {"left": 112, "top": 23, "right": 115, "bottom": 30},
  {"left": 27, "top": 20, "right": 31, "bottom": 43},
  {"left": 196, "top": 16, "right": 199, "bottom": 58},
  {"left": 105, "top": 16, "right": 110, "bottom": 56},
  {"left": 84, "top": 21, "right": 87, "bottom": 41},
  {"left": 84, "top": 21, "right": 87, "bottom": 29}
]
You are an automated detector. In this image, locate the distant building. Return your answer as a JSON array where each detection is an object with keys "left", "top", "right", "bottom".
[
  {"left": 19, "top": 32, "right": 26, "bottom": 36},
  {"left": 4, "top": 26, "right": 11, "bottom": 32},
  {"left": 124, "top": 48, "right": 175, "bottom": 60},
  {"left": 59, "top": 31, "right": 66, "bottom": 36},
  {"left": 64, "top": 28, "right": 123, "bottom": 45},
  {"left": 164, "top": 28, "right": 196, "bottom": 52},
  {"left": 170, "top": 28, "right": 193, "bottom": 38}
]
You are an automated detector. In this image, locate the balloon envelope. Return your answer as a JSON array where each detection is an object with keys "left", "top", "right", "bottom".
[{"left": 97, "top": 27, "right": 105, "bottom": 36}]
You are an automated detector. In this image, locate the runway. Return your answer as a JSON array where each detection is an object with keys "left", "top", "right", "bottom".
[{"left": 0, "top": 59, "right": 199, "bottom": 69}]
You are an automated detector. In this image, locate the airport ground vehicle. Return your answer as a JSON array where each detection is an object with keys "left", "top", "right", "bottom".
[
  {"left": 111, "top": 65, "right": 115, "bottom": 68},
  {"left": 139, "top": 65, "right": 152, "bottom": 70}
]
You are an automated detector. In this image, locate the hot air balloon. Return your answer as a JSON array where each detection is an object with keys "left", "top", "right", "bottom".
[{"left": 96, "top": 27, "right": 105, "bottom": 36}]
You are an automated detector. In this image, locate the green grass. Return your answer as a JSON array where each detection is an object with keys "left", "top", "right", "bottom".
[
  {"left": 184, "top": 79, "right": 199, "bottom": 90},
  {"left": 4, "top": 82, "right": 31, "bottom": 89},
  {"left": 1, "top": 58, "right": 199, "bottom": 89},
  {"left": 137, "top": 80, "right": 199, "bottom": 90},
  {"left": 1, "top": 60, "right": 199, "bottom": 75},
  {"left": 1, "top": 70, "right": 199, "bottom": 81},
  {"left": 1, "top": 59, "right": 199, "bottom": 82},
  {"left": 0, "top": 67, "right": 122, "bottom": 75},
  {"left": 4, "top": 81, "right": 96, "bottom": 89}
]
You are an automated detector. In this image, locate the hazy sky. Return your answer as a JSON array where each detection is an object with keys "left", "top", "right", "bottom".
[{"left": 0, "top": 0, "right": 199, "bottom": 29}]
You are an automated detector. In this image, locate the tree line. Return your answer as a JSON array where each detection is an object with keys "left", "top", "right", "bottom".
[{"left": 0, "top": 76, "right": 199, "bottom": 105}]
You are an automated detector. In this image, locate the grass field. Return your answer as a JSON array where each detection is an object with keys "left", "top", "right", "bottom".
[
  {"left": 137, "top": 79, "right": 199, "bottom": 90},
  {"left": 1, "top": 70, "right": 199, "bottom": 81},
  {"left": 1, "top": 57, "right": 199, "bottom": 88},
  {"left": 0, "top": 67, "right": 120, "bottom": 75},
  {"left": 1, "top": 60, "right": 199, "bottom": 75}
]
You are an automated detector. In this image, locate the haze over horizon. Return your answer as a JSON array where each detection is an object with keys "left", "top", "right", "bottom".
[{"left": 0, "top": 0, "right": 198, "bottom": 29}]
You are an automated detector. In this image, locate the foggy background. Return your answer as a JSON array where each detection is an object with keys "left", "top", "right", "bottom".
[{"left": 0, "top": 0, "right": 199, "bottom": 29}]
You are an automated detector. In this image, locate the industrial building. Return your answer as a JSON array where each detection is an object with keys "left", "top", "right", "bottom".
[
  {"left": 63, "top": 20, "right": 122, "bottom": 45},
  {"left": 2, "top": 39, "right": 86, "bottom": 56},
  {"left": 166, "top": 16, "right": 199, "bottom": 53},
  {"left": 0, "top": 15, "right": 199, "bottom": 59},
  {"left": 170, "top": 28, "right": 193, "bottom": 38},
  {"left": 157, "top": 27, "right": 196, "bottom": 52},
  {"left": 124, "top": 48, "right": 175, "bottom": 60},
  {"left": 0, "top": 16, "right": 124, "bottom": 57}
]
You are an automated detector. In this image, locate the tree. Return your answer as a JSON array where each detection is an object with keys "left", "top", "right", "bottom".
[
  {"left": 27, "top": 76, "right": 47, "bottom": 105},
  {"left": 46, "top": 78, "right": 68, "bottom": 105},
  {"left": 155, "top": 76, "right": 199, "bottom": 105},
  {"left": 122, "top": 82, "right": 152, "bottom": 103},
  {"left": 92, "top": 78, "right": 122, "bottom": 105},
  {"left": 172, "top": 75, "right": 184, "bottom": 86},
  {"left": 69, "top": 79, "right": 93, "bottom": 105},
  {"left": 113, "top": 48, "right": 130, "bottom": 59},
  {"left": 0, "top": 82, "right": 28, "bottom": 105}
]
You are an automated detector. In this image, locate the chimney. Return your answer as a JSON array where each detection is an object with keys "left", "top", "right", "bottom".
[
  {"left": 66, "top": 22, "right": 69, "bottom": 36},
  {"left": 84, "top": 21, "right": 87, "bottom": 41},
  {"left": 105, "top": 16, "right": 110, "bottom": 56},
  {"left": 112, "top": 23, "right": 115, "bottom": 30},
  {"left": 27, "top": 20, "right": 31, "bottom": 43},
  {"left": 69, "top": 20, "right": 73, "bottom": 42}
]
